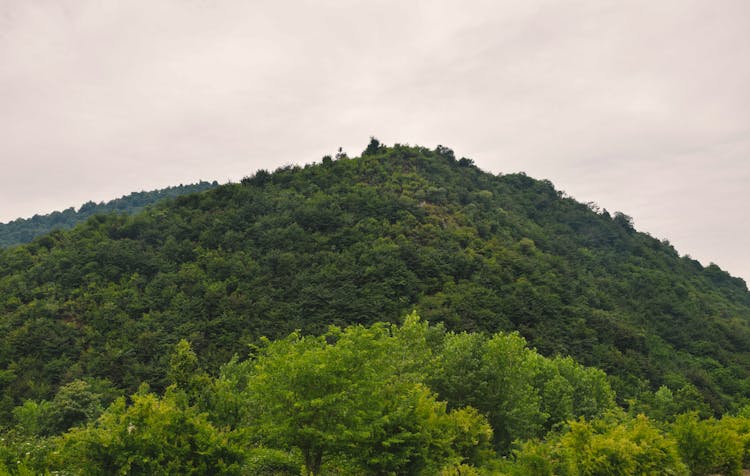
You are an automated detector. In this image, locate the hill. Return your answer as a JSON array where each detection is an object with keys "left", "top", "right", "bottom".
[
  {"left": 1, "top": 141, "right": 749, "bottom": 424},
  {"left": 0, "top": 181, "right": 219, "bottom": 247}
]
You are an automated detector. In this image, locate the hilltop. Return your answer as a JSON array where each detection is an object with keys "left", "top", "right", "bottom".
[{"left": 1, "top": 141, "right": 749, "bottom": 424}]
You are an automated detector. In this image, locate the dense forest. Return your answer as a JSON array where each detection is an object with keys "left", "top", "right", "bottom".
[
  {"left": 0, "top": 181, "right": 219, "bottom": 247},
  {"left": 2, "top": 140, "right": 750, "bottom": 473}
]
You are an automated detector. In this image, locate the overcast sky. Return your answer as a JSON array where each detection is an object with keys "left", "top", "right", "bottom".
[{"left": 1, "top": 0, "right": 749, "bottom": 281}]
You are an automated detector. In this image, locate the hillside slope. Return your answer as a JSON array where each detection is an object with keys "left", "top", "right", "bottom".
[
  {"left": 1, "top": 143, "right": 748, "bottom": 422},
  {"left": 0, "top": 181, "right": 219, "bottom": 247}
]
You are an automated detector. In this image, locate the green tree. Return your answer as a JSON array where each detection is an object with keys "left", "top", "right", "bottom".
[
  {"left": 167, "top": 339, "right": 213, "bottom": 408},
  {"left": 560, "top": 414, "right": 687, "bottom": 475},
  {"left": 59, "top": 386, "right": 244, "bottom": 475},
  {"left": 363, "top": 136, "right": 385, "bottom": 156},
  {"left": 243, "top": 320, "right": 491, "bottom": 475},
  {"left": 47, "top": 380, "right": 106, "bottom": 435},
  {"left": 12, "top": 400, "right": 53, "bottom": 436},
  {"left": 535, "top": 355, "right": 615, "bottom": 430},
  {"left": 672, "top": 413, "right": 743, "bottom": 476},
  {"left": 12, "top": 379, "right": 115, "bottom": 437},
  {"left": 429, "top": 331, "right": 546, "bottom": 451},
  {"left": 245, "top": 328, "right": 383, "bottom": 474},
  {"left": 506, "top": 414, "right": 687, "bottom": 476}
]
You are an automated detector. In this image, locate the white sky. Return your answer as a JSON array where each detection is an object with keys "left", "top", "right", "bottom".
[{"left": 1, "top": 0, "right": 749, "bottom": 281}]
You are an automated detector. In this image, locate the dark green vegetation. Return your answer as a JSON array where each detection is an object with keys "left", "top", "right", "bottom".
[
  {"left": 0, "top": 181, "right": 218, "bottom": 247},
  {"left": 2, "top": 140, "right": 750, "bottom": 473}
]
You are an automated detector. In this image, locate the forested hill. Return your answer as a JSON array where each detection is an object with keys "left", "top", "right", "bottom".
[
  {"left": 1, "top": 142, "right": 750, "bottom": 425},
  {"left": 0, "top": 181, "right": 219, "bottom": 247}
]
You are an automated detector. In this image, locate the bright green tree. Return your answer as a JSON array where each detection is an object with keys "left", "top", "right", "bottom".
[
  {"left": 167, "top": 339, "right": 213, "bottom": 408},
  {"left": 429, "top": 331, "right": 546, "bottom": 450},
  {"left": 59, "top": 386, "right": 244, "bottom": 475},
  {"left": 672, "top": 413, "right": 743, "bottom": 476},
  {"left": 243, "top": 319, "right": 492, "bottom": 475},
  {"left": 505, "top": 414, "right": 687, "bottom": 475}
]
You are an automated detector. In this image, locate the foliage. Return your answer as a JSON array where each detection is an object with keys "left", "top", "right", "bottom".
[
  {"left": 429, "top": 331, "right": 615, "bottom": 451},
  {"left": 11, "top": 379, "right": 116, "bottom": 437},
  {"left": 505, "top": 414, "right": 688, "bottom": 475},
  {"left": 240, "top": 318, "right": 493, "bottom": 475},
  {"left": 672, "top": 412, "right": 743, "bottom": 476},
  {"left": 167, "top": 339, "right": 213, "bottom": 408},
  {"left": 430, "top": 331, "right": 544, "bottom": 449},
  {"left": 58, "top": 386, "right": 244, "bottom": 475},
  {"left": 0, "top": 181, "right": 218, "bottom": 248},
  {"left": 628, "top": 383, "right": 713, "bottom": 422},
  {"left": 0, "top": 430, "right": 59, "bottom": 475},
  {"left": 559, "top": 415, "right": 687, "bottom": 475},
  {"left": 242, "top": 447, "right": 301, "bottom": 475}
]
